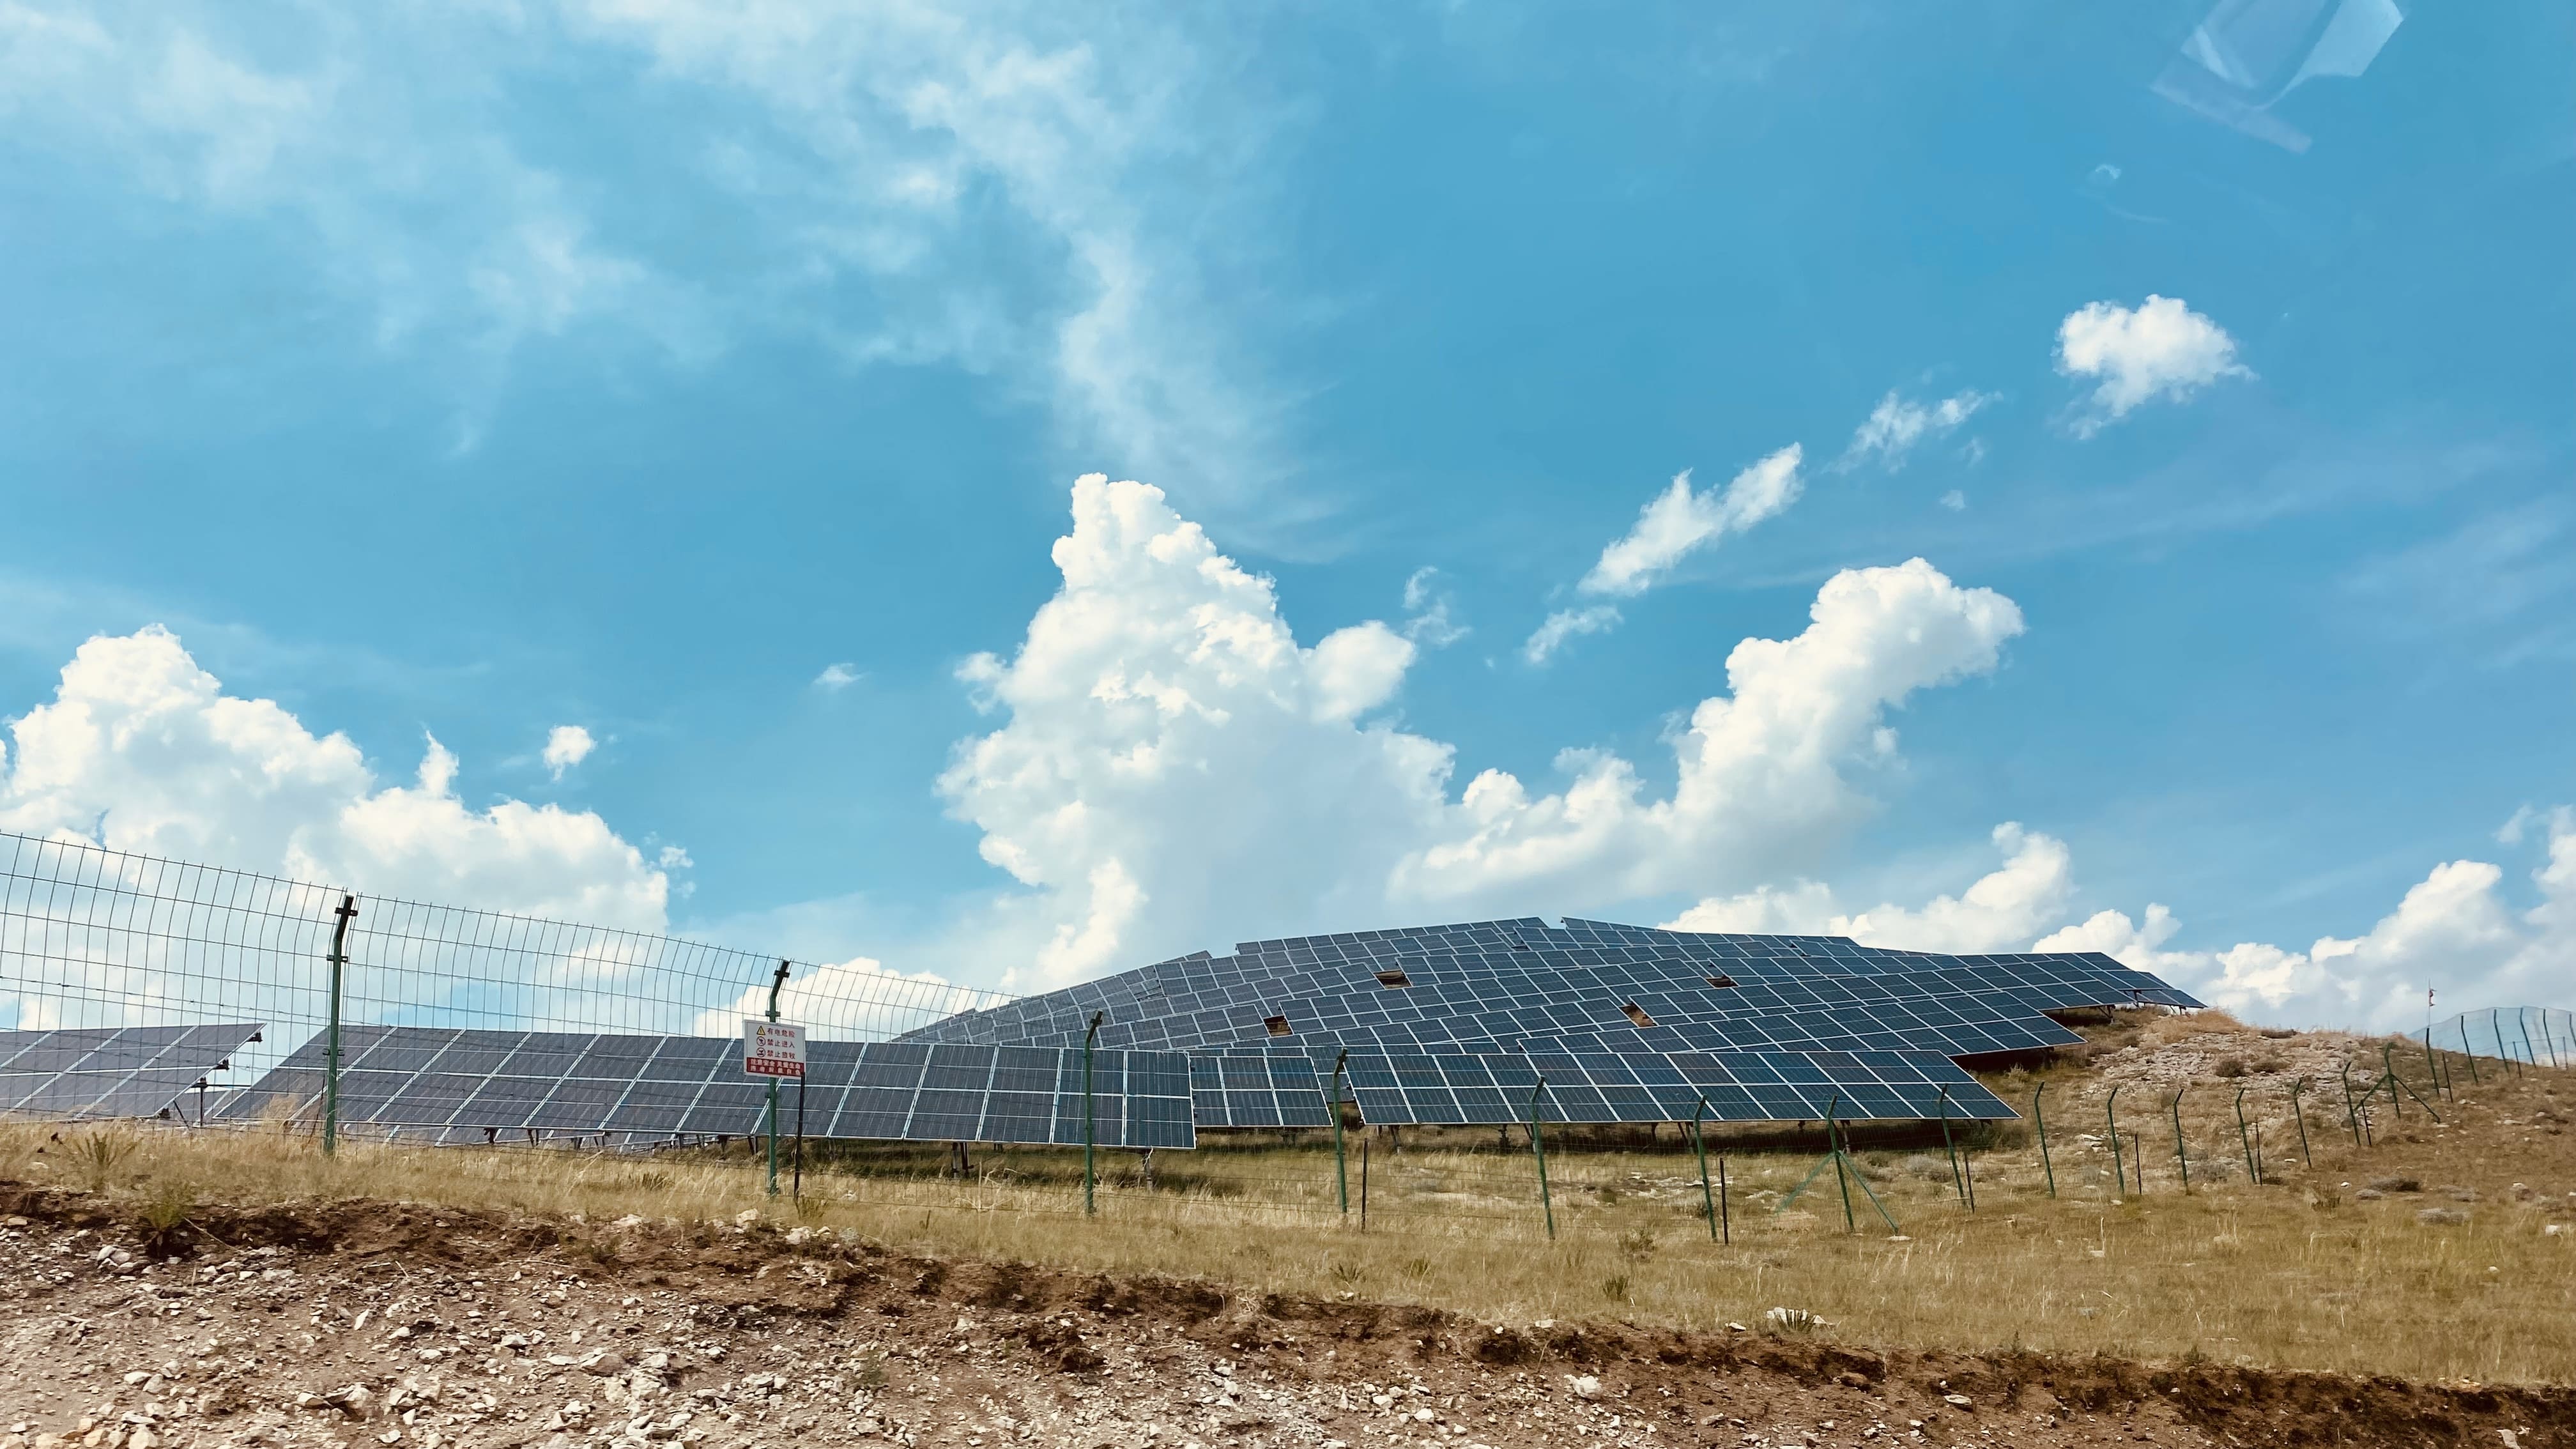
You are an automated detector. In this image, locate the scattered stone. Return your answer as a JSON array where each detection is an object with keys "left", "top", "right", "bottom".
[
  {"left": 1943, "top": 1394, "right": 1974, "bottom": 1409},
  {"left": 1567, "top": 1376, "right": 1602, "bottom": 1401},
  {"left": 2418, "top": 1208, "right": 2470, "bottom": 1227},
  {"left": 2366, "top": 1176, "right": 2423, "bottom": 1194}
]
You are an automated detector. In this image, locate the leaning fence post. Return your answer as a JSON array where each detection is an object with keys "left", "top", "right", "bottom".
[
  {"left": 1527, "top": 1078, "right": 1555, "bottom": 1241},
  {"left": 1330, "top": 1050, "right": 1351, "bottom": 1218},
  {"left": 1082, "top": 1011, "right": 1104, "bottom": 1217},
  {"left": 2289, "top": 1078, "right": 2313, "bottom": 1167},
  {"left": 2233, "top": 1085, "right": 2257, "bottom": 1184},
  {"left": 2496, "top": 1011, "right": 2520, "bottom": 1078},
  {"left": 1689, "top": 1096, "right": 1719, "bottom": 1243},
  {"left": 2170, "top": 1085, "right": 2191, "bottom": 1192},
  {"left": 2457, "top": 1018, "right": 2480, "bottom": 1084},
  {"left": 1935, "top": 1087, "right": 1965, "bottom": 1207},
  {"left": 2338, "top": 1064, "right": 2365, "bottom": 1147},
  {"left": 1827, "top": 1093, "right": 1858, "bottom": 1231},
  {"left": 2106, "top": 1084, "right": 2126, "bottom": 1195},
  {"left": 2032, "top": 1082, "right": 2055, "bottom": 1197},
  {"left": 2518, "top": 1008, "right": 2540, "bottom": 1073},
  {"left": 322, "top": 894, "right": 358, "bottom": 1159}
]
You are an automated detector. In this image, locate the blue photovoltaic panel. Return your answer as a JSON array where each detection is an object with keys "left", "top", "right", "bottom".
[
  {"left": 215, "top": 1027, "right": 1198, "bottom": 1149},
  {"left": 1337, "top": 1045, "right": 2014, "bottom": 1126},
  {"left": 1187, "top": 1049, "right": 1335, "bottom": 1129},
  {"left": 0, "top": 1023, "right": 264, "bottom": 1122},
  {"left": 894, "top": 916, "right": 2197, "bottom": 1130}
]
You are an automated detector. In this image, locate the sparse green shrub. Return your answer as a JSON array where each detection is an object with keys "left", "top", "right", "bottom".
[{"left": 73, "top": 1129, "right": 138, "bottom": 1192}]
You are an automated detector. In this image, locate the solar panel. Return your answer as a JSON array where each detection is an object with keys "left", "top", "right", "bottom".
[
  {"left": 1336, "top": 1045, "right": 2016, "bottom": 1126},
  {"left": 215, "top": 1028, "right": 1198, "bottom": 1150},
  {"left": 0, "top": 1023, "right": 265, "bottom": 1122},
  {"left": 893, "top": 916, "right": 2196, "bottom": 1131},
  {"left": 1187, "top": 1049, "right": 1337, "bottom": 1129}
]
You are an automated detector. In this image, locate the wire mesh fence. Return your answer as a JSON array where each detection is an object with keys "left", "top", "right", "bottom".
[
  {"left": 6, "top": 827, "right": 2575, "bottom": 1248},
  {"left": 2428, "top": 1007, "right": 2574, "bottom": 1071},
  {"left": 0, "top": 829, "right": 1011, "bottom": 1124}
]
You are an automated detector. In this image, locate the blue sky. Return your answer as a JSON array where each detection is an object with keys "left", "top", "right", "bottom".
[{"left": 1, "top": 1, "right": 2570, "bottom": 1029}]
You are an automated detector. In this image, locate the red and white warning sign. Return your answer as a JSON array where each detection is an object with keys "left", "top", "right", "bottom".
[{"left": 742, "top": 1019, "right": 806, "bottom": 1078}]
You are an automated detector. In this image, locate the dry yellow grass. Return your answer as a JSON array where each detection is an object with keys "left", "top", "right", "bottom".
[{"left": 5, "top": 1031, "right": 2570, "bottom": 1388}]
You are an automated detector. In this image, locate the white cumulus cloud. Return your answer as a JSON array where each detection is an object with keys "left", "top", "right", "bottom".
[
  {"left": 542, "top": 724, "right": 597, "bottom": 779},
  {"left": 0, "top": 626, "right": 673, "bottom": 927},
  {"left": 1666, "top": 822, "right": 2073, "bottom": 953},
  {"left": 813, "top": 663, "right": 864, "bottom": 691},
  {"left": 1667, "top": 807, "right": 2576, "bottom": 1031},
  {"left": 2056, "top": 295, "right": 2251, "bottom": 434},
  {"left": 936, "top": 474, "right": 2023, "bottom": 987}
]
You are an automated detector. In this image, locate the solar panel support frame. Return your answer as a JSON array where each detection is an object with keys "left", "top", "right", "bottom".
[
  {"left": 1082, "top": 1010, "right": 1104, "bottom": 1217},
  {"left": 1329, "top": 1048, "right": 1351, "bottom": 1217}
]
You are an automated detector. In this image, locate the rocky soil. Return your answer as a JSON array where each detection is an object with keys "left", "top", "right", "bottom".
[{"left": 0, "top": 1186, "right": 2568, "bottom": 1449}]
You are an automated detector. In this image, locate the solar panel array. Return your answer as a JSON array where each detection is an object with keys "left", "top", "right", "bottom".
[
  {"left": 0, "top": 1024, "right": 264, "bottom": 1121},
  {"left": 213, "top": 1027, "right": 1194, "bottom": 1149},
  {"left": 903, "top": 916, "right": 2198, "bottom": 1129},
  {"left": 6, "top": 919, "right": 2187, "bottom": 1142}
]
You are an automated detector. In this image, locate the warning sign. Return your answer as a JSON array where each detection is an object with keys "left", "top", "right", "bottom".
[{"left": 742, "top": 1019, "right": 806, "bottom": 1078}]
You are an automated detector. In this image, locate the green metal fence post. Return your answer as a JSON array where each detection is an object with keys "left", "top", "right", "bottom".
[
  {"left": 1330, "top": 1049, "right": 1351, "bottom": 1218},
  {"left": 2032, "top": 1082, "right": 2055, "bottom": 1197},
  {"left": 1083, "top": 1011, "right": 1104, "bottom": 1217},
  {"left": 2518, "top": 1009, "right": 2540, "bottom": 1073},
  {"left": 2458, "top": 1018, "right": 2480, "bottom": 1084},
  {"left": 2289, "top": 1078, "right": 2312, "bottom": 1167},
  {"left": 2106, "top": 1084, "right": 2126, "bottom": 1195},
  {"left": 1689, "top": 1096, "right": 1718, "bottom": 1242},
  {"left": 763, "top": 962, "right": 788, "bottom": 1198},
  {"left": 2170, "top": 1085, "right": 2190, "bottom": 1192},
  {"left": 322, "top": 894, "right": 356, "bottom": 1159},
  {"left": 2496, "top": 1011, "right": 2520, "bottom": 1078},
  {"left": 2382, "top": 1041, "right": 2441, "bottom": 1122},
  {"left": 2338, "top": 1064, "right": 2365, "bottom": 1147},
  {"left": 1526, "top": 1078, "right": 1554, "bottom": 1241}
]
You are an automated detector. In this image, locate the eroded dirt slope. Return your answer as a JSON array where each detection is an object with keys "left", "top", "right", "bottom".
[{"left": 0, "top": 1186, "right": 2565, "bottom": 1449}]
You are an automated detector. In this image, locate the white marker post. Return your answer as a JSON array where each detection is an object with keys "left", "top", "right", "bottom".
[{"left": 744, "top": 1015, "right": 806, "bottom": 1197}]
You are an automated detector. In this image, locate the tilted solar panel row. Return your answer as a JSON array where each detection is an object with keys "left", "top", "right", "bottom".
[
  {"left": 213, "top": 1027, "right": 1194, "bottom": 1149},
  {"left": 904, "top": 924, "right": 2185, "bottom": 1052},
  {"left": 0, "top": 1023, "right": 264, "bottom": 1121},
  {"left": 1184, "top": 1042, "right": 2014, "bottom": 1128}
]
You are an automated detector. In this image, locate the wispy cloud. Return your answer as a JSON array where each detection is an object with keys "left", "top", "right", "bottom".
[
  {"left": 1, "top": 3, "right": 1305, "bottom": 512},
  {"left": 1520, "top": 604, "right": 1620, "bottom": 666},
  {"left": 1400, "top": 567, "right": 1468, "bottom": 648},
  {"left": 1522, "top": 445, "right": 1804, "bottom": 665},
  {"left": 813, "top": 662, "right": 865, "bottom": 691},
  {"left": 1581, "top": 446, "right": 1804, "bottom": 599},
  {"left": 1837, "top": 389, "right": 1995, "bottom": 471}
]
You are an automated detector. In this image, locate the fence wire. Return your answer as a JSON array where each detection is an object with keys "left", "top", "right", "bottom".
[{"left": 0, "top": 829, "right": 1013, "bottom": 1093}]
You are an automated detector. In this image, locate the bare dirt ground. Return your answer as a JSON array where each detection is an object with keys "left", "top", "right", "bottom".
[{"left": 0, "top": 1184, "right": 2567, "bottom": 1449}]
